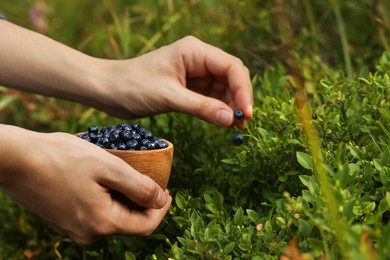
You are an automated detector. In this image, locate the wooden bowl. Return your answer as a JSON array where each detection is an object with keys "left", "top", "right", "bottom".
[
  {"left": 76, "top": 133, "right": 173, "bottom": 189},
  {"left": 106, "top": 140, "right": 173, "bottom": 189}
]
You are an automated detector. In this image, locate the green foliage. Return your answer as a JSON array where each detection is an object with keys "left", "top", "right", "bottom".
[{"left": 0, "top": 0, "right": 390, "bottom": 259}]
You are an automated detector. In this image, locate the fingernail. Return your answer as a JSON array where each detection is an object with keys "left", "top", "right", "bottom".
[
  {"left": 154, "top": 188, "right": 167, "bottom": 208},
  {"left": 246, "top": 105, "right": 253, "bottom": 118},
  {"left": 215, "top": 109, "right": 232, "bottom": 126}
]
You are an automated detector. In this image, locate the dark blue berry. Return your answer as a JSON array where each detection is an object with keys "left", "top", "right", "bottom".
[
  {"left": 146, "top": 142, "right": 157, "bottom": 150},
  {"left": 234, "top": 109, "right": 244, "bottom": 120},
  {"left": 80, "top": 133, "right": 91, "bottom": 142},
  {"left": 117, "top": 122, "right": 127, "bottom": 129},
  {"left": 233, "top": 133, "right": 245, "bottom": 145},
  {"left": 110, "top": 143, "right": 118, "bottom": 150},
  {"left": 139, "top": 146, "right": 148, "bottom": 150},
  {"left": 120, "top": 130, "right": 132, "bottom": 143},
  {"left": 140, "top": 139, "right": 150, "bottom": 146},
  {"left": 87, "top": 125, "right": 99, "bottom": 134},
  {"left": 138, "top": 128, "right": 146, "bottom": 135},
  {"left": 143, "top": 131, "right": 153, "bottom": 139},
  {"left": 99, "top": 137, "right": 110, "bottom": 148},
  {"left": 126, "top": 140, "right": 139, "bottom": 149},
  {"left": 109, "top": 131, "right": 120, "bottom": 143},
  {"left": 131, "top": 133, "right": 142, "bottom": 141},
  {"left": 100, "top": 127, "right": 109, "bottom": 135},
  {"left": 117, "top": 143, "right": 127, "bottom": 150},
  {"left": 89, "top": 132, "right": 99, "bottom": 143},
  {"left": 96, "top": 143, "right": 105, "bottom": 148},
  {"left": 156, "top": 139, "right": 168, "bottom": 148},
  {"left": 131, "top": 122, "right": 140, "bottom": 130},
  {"left": 312, "top": 113, "right": 318, "bottom": 120}
]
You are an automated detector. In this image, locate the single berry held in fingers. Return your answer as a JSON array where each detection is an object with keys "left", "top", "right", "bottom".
[
  {"left": 234, "top": 109, "right": 244, "bottom": 120},
  {"left": 233, "top": 133, "right": 245, "bottom": 145}
]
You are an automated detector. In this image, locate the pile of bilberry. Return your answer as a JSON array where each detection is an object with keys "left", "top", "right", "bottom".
[{"left": 78, "top": 122, "right": 168, "bottom": 151}]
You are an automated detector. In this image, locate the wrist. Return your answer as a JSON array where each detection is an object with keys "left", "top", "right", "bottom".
[
  {"left": 0, "top": 124, "right": 40, "bottom": 189},
  {"left": 88, "top": 59, "right": 140, "bottom": 118}
]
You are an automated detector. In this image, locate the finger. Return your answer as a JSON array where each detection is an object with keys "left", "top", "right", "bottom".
[
  {"left": 172, "top": 86, "right": 234, "bottom": 126},
  {"left": 227, "top": 65, "right": 253, "bottom": 119},
  {"left": 179, "top": 37, "right": 253, "bottom": 119},
  {"left": 96, "top": 156, "right": 168, "bottom": 209},
  {"left": 205, "top": 58, "right": 253, "bottom": 119},
  {"left": 111, "top": 190, "right": 172, "bottom": 236}
]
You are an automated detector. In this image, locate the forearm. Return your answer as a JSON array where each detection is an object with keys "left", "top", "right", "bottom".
[
  {"left": 0, "top": 20, "right": 110, "bottom": 108},
  {"left": 0, "top": 124, "right": 36, "bottom": 190}
]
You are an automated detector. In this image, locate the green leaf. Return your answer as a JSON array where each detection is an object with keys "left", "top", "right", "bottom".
[
  {"left": 299, "top": 175, "right": 310, "bottom": 187},
  {"left": 177, "top": 237, "right": 189, "bottom": 247},
  {"left": 363, "top": 202, "right": 376, "bottom": 213},
  {"left": 221, "top": 158, "right": 237, "bottom": 165},
  {"left": 175, "top": 193, "right": 187, "bottom": 210},
  {"left": 223, "top": 242, "right": 235, "bottom": 254},
  {"left": 374, "top": 159, "right": 383, "bottom": 172},
  {"left": 0, "top": 95, "right": 17, "bottom": 111},
  {"left": 299, "top": 219, "right": 312, "bottom": 237},
  {"left": 343, "top": 200, "right": 356, "bottom": 218},
  {"left": 257, "top": 127, "right": 270, "bottom": 139},
  {"left": 276, "top": 216, "right": 286, "bottom": 227},
  {"left": 212, "top": 192, "right": 224, "bottom": 212},
  {"left": 238, "top": 243, "right": 249, "bottom": 251},
  {"left": 125, "top": 252, "right": 136, "bottom": 260},
  {"left": 381, "top": 222, "right": 390, "bottom": 249},
  {"left": 205, "top": 192, "right": 224, "bottom": 214},
  {"left": 246, "top": 209, "right": 259, "bottom": 223},
  {"left": 308, "top": 178, "right": 320, "bottom": 195},
  {"left": 378, "top": 192, "right": 390, "bottom": 215},
  {"left": 349, "top": 146, "right": 362, "bottom": 160},
  {"left": 380, "top": 148, "right": 390, "bottom": 166},
  {"left": 234, "top": 207, "right": 244, "bottom": 225},
  {"left": 296, "top": 152, "right": 313, "bottom": 171}
]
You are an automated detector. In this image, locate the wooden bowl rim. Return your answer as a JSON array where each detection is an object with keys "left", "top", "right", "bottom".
[{"left": 75, "top": 132, "right": 173, "bottom": 155}]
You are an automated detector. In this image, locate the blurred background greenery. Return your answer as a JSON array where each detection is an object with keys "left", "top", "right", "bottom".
[{"left": 0, "top": 0, "right": 389, "bottom": 259}]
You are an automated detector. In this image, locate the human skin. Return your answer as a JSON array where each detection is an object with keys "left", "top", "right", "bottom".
[{"left": 0, "top": 20, "right": 253, "bottom": 245}]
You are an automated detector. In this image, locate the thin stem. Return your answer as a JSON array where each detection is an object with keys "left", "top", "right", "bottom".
[
  {"left": 274, "top": 1, "right": 348, "bottom": 258},
  {"left": 330, "top": 0, "right": 353, "bottom": 77}
]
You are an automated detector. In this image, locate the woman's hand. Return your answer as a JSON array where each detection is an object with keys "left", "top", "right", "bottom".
[
  {"left": 0, "top": 125, "right": 172, "bottom": 246},
  {"left": 98, "top": 36, "right": 253, "bottom": 127},
  {"left": 0, "top": 21, "right": 253, "bottom": 127}
]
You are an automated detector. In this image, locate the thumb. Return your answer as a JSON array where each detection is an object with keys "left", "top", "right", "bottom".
[
  {"left": 97, "top": 158, "right": 168, "bottom": 209},
  {"left": 173, "top": 88, "right": 234, "bottom": 127}
]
